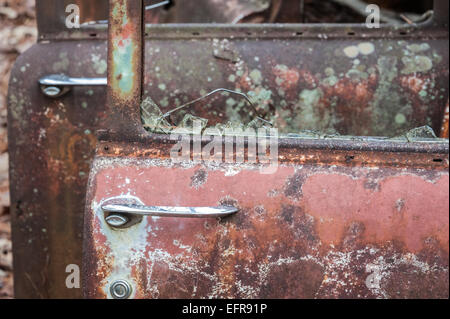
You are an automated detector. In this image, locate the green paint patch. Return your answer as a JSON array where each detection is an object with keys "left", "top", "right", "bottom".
[
  {"left": 248, "top": 88, "right": 272, "bottom": 109},
  {"left": 406, "top": 43, "right": 430, "bottom": 53},
  {"left": 228, "top": 74, "right": 236, "bottom": 83},
  {"left": 299, "top": 88, "right": 322, "bottom": 108},
  {"left": 52, "top": 52, "right": 69, "bottom": 72},
  {"left": 112, "top": 39, "right": 135, "bottom": 94},
  {"left": 401, "top": 55, "right": 433, "bottom": 74},
  {"left": 322, "top": 75, "right": 338, "bottom": 87},
  {"left": 419, "top": 90, "right": 428, "bottom": 98},
  {"left": 358, "top": 42, "right": 375, "bottom": 55},
  {"left": 226, "top": 98, "right": 237, "bottom": 108},
  {"left": 160, "top": 97, "right": 169, "bottom": 108},
  {"left": 324, "top": 67, "right": 335, "bottom": 77},
  {"left": 395, "top": 113, "right": 407, "bottom": 125},
  {"left": 343, "top": 46, "right": 359, "bottom": 58},
  {"left": 91, "top": 54, "right": 107, "bottom": 75},
  {"left": 249, "top": 69, "right": 263, "bottom": 85}
]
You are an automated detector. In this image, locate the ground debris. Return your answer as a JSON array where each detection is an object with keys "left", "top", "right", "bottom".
[
  {"left": 0, "top": 214, "right": 12, "bottom": 298},
  {"left": 0, "top": 0, "right": 36, "bottom": 299}
]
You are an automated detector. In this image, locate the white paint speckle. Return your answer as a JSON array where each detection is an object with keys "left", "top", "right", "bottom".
[
  {"left": 358, "top": 42, "right": 375, "bottom": 55},
  {"left": 343, "top": 46, "right": 359, "bottom": 58}
]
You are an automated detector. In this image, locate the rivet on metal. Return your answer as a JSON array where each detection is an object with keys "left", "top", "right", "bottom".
[
  {"left": 105, "top": 214, "right": 130, "bottom": 228},
  {"left": 41, "top": 86, "right": 62, "bottom": 97},
  {"left": 110, "top": 280, "right": 132, "bottom": 299}
]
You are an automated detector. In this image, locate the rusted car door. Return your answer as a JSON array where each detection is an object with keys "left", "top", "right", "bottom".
[
  {"left": 82, "top": 1, "right": 449, "bottom": 299},
  {"left": 8, "top": 0, "right": 109, "bottom": 298},
  {"left": 7, "top": 0, "right": 449, "bottom": 299}
]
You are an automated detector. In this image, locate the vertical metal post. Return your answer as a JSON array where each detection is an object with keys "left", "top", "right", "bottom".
[{"left": 107, "top": 0, "right": 144, "bottom": 137}]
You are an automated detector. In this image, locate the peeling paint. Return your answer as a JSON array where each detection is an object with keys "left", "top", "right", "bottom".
[{"left": 83, "top": 157, "right": 449, "bottom": 299}]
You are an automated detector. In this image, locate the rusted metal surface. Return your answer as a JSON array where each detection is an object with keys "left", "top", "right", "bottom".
[
  {"left": 82, "top": 0, "right": 448, "bottom": 299},
  {"left": 107, "top": 0, "right": 144, "bottom": 137},
  {"left": 140, "top": 28, "right": 449, "bottom": 137},
  {"left": 9, "top": 0, "right": 449, "bottom": 298},
  {"left": 36, "top": 0, "right": 109, "bottom": 37},
  {"left": 434, "top": 0, "right": 450, "bottom": 26},
  {"left": 95, "top": 134, "right": 449, "bottom": 169},
  {"left": 8, "top": 40, "right": 109, "bottom": 298},
  {"left": 83, "top": 137, "right": 449, "bottom": 299},
  {"left": 440, "top": 100, "right": 449, "bottom": 138}
]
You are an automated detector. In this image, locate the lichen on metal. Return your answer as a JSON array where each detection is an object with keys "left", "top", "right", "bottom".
[{"left": 140, "top": 35, "right": 448, "bottom": 138}]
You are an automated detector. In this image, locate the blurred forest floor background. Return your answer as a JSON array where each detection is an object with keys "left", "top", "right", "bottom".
[{"left": 0, "top": 0, "right": 36, "bottom": 299}]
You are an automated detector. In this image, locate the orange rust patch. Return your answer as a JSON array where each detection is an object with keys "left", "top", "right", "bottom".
[
  {"left": 273, "top": 66, "right": 300, "bottom": 90},
  {"left": 399, "top": 75, "right": 426, "bottom": 94},
  {"left": 121, "top": 22, "right": 134, "bottom": 40},
  {"left": 440, "top": 100, "right": 449, "bottom": 139}
]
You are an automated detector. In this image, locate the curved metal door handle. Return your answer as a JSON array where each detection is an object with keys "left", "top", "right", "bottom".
[
  {"left": 39, "top": 74, "right": 107, "bottom": 98},
  {"left": 103, "top": 204, "right": 238, "bottom": 228}
]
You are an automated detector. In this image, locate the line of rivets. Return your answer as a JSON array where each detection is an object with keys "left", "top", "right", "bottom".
[{"left": 110, "top": 280, "right": 132, "bottom": 299}]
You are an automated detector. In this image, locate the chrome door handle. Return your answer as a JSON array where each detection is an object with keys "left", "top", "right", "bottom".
[
  {"left": 39, "top": 74, "right": 107, "bottom": 98},
  {"left": 103, "top": 204, "right": 238, "bottom": 229}
]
